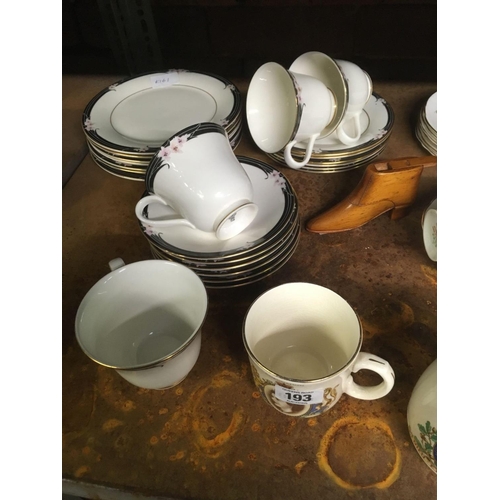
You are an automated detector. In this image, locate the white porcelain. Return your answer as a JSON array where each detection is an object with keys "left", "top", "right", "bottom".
[
  {"left": 289, "top": 51, "right": 348, "bottom": 139},
  {"left": 83, "top": 70, "right": 241, "bottom": 152},
  {"left": 334, "top": 60, "right": 373, "bottom": 146},
  {"left": 407, "top": 359, "right": 437, "bottom": 473},
  {"left": 422, "top": 198, "right": 437, "bottom": 261},
  {"left": 75, "top": 259, "right": 208, "bottom": 390},
  {"left": 243, "top": 283, "right": 395, "bottom": 417},
  {"left": 293, "top": 93, "right": 393, "bottom": 153},
  {"left": 425, "top": 92, "right": 437, "bottom": 132},
  {"left": 139, "top": 157, "right": 296, "bottom": 257},
  {"left": 135, "top": 123, "right": 258, "bottom": 241},
  {"left": 246, "top": 62, "right": 335, "bottom": 169}
]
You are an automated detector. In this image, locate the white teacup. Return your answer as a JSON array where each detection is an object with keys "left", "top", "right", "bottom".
[
  {"left": 422, "top": 198, "right": 437, "bottom": 261},
  {"left": 334, "top": 60, "right": 373, "bottom": 146},
  {"left": 135, "top": 123, "right": 258, "bottom": 241},
  {"left": 243, "top": 283, "right": 395, "bottom": 418},
  {"left": 247, "top": 62, "right": 335, "bottom": 169},
  {"left": 75, "top": 258, "right": 208, "bottom": 390}
]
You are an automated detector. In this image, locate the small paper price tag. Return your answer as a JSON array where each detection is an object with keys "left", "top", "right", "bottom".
[
  {"left": 150, "top": 73, "right": 179, "bottom": 88},
  {"left": 274, "top": 385, "right": 323, "bottom": 405}
]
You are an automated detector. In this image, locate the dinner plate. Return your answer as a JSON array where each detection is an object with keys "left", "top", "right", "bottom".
[
  {"left": 89, "top": 151, "right": 146, "bottom": 181},
  {"left": 83, "top": 70, "right": 241, "bottom": 153},
  {"left": 290, "top": 93, "right": 394, "bottom": 155},
  {"left": 139, "top": 156, "right": 298, "bottom": 258}
]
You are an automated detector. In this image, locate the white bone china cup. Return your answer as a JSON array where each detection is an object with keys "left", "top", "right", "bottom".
[
  {"left": 333, "top": 60, "right": 373, "bottom": 146},
  {"left": 246, "top": 62, "right": 335, "bottom": 169},
  {"left": 75, "top": 258, "right": 208, "bottom": 390},
  {"left": 422, "top": 198, "right": 437, "bottom": 261},
  {"left": 135, "top": 123, "right": 258, "bottom": 241},
  {"left": 243, "top": 283, "right": 395, "bottom": 418}
]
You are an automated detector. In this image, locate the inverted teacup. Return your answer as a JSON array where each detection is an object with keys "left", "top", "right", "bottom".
[
  {"left": 246, "top": 62, "right": 335, "bottom": 169},
  {"left": 334, "top": 59, "right": 373, "bottom": 146},
  {"left": 243, "top": 283, "right": 395, "bottom": 417},
  {"left": 135, "top": 123, "right": 258, "bottom": 241},
  {"left": 75, "top": 258, "right": 208, "bottom": 390}
]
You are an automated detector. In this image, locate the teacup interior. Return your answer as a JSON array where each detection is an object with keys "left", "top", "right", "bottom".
[
  {"left": 76, "top": 261, "right": 207, "bottom": 369},
  {"left": 244, "top": 283, "right": 361, "bottom": 381},
  {"left": 246, "top": 62, "right": 297, "bottom": 153}
]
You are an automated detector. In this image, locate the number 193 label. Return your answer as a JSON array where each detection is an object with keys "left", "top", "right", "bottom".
[{"left": 274, "top": 385, "right": 323, "bottom": 405}]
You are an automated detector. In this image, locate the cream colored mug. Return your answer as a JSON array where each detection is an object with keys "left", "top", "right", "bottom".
[{"left": 243, "top": 283, "right": 395, "bottom": 417}]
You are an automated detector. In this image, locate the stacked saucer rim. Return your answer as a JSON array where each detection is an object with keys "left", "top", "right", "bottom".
[{"left": 139, "top": 156, "right": 299, "bottom": 260}]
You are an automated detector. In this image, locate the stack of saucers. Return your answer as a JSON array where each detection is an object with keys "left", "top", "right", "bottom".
[
  {"left": 415, "top": 92, "right": 437, "bottom": 155},
  {"left": 267, "top": 93, "right": 394, "bottom": 173},
  {"left": 82, "top": 70, "right": 243, "bottom": 181},
  {"left": 138, "top": 156, "right": 300, "bottom": 288}
]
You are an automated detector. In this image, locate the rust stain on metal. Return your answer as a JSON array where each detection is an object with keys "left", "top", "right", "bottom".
[
  {"left": 248, "top": 453, "right": 257, "bottom": 461},
  {"left": 194, "top": 408, "right": 245, "bottom": 453},
  {"left": 251, "top": 422, "right": 261, "bottom": 432},
  {"left": 294, "top": 460, "right": 308, "bottom": 475},
  {"left": 158, "top": 407, "right": 169, "bottom": 415},
  {"left": 122, "top": 400, "right": 136, "bottom": 411},
  {"left": 307, "top": 418, "right": 318, "bottom": 427},
  {"left": 223, "top": 355, "right": 232, "bottom": 362},
  {"left": 234, "top": 460, "right": 244, "bottom": 469},
  {"left": 420, "top": 264, "right": 437, "bottom": 285},
  {"left": 175, "top": 387, "right": 184, "bottom": 396},
  {"left": 150, "top": 436, "right": 159, "bottom": 445},
  {"left": 169, "top": 450, "right": 186, "bottom": 461},
  {"left": 74, "top": 465, "right": 91, "bottom": 478},
  {"left": 102, "top": 419, "right": 124, "bottom": 432},
  {"left": 252, "top": 391, "right": 260, "bottom": 399},
  {"left": 317, "top": 416, "right": 401, "bottom": 490},
  {"left": 360, "top": 301, "right": 414, "bottom": 338},
  {"left": 82, "top": 446, "right": 91, "bottom": 455}
]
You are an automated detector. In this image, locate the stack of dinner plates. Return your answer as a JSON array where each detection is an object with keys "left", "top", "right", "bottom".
[
  {"left": 415, "top": 92, "right": 437, "bottom": 156},
  {"left": 267, "top": 93, "right": 394, "bottom": 173},
  {"left": 82, "top": 70, "right": 243, "bottom": 180},
  {"left": 138, "top": 156, "right": 300, "bottom": 288}
]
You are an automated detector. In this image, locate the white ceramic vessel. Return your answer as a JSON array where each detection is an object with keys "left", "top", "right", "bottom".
[
  {"left": 139, "top": 156, "right": 296, "bottom": 257},
  {"left": 422, "top": 198, "right": 437, "bottom": 261},
  {"left": 75, "top": 259, "right": 208, "bottom": 390},
  {"left": 246, "top": 62, "right": 335, "bottom": 169},
  {"left": 243, "top": 283, "right": 395, "bottom": 417},
  {"left": 407, "top": 359, "right": 437, "bottom": 473},
  {"left": 83, "top": 70, "right": 241, "bottom": 152},
  {"left": 289, "top": 51, "right": 348, "bottom": 138},
  {"left": 425, "top": 92, "right": 437, "bottom": 132},
  {"left": 135, "top": 123, "right": 258, "bottom": 240},
  {"left": 333, "top": 60, "right": 373, "bottom": 146}
]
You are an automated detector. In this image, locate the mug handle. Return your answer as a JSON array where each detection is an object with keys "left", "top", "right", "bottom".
[
  {"left": 283, "top": 133, "right": 319, "bottom": 169},
  {"left": 343, "top": 352, "right": 395, "bottom": 400},
  {"left": 335, "top": 114, "right": 362, "bottom": 146},
  {"left": 135, "top": 194, "right": 196, "bottom": 229}
]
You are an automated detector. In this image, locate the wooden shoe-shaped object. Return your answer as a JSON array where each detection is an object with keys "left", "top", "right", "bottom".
[{"left": 306, "top": 156, "right": 437, "bottom": 234}]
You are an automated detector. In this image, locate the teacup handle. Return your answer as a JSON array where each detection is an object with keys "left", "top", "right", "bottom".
[
  {"left": 135, "top": 194, "right": 196, "bottom": 229},
  {"left": 283, "top": 133, "right": 319, "bottom": 169},
  {"left": 108, "top": 258, "right": 125, "bottom": 271},
  {"left": 343, "top": 352, "right": 395, "bottom": 400},
  {"left": 335, "top": 114, "right": 362, "bottom": 146}
]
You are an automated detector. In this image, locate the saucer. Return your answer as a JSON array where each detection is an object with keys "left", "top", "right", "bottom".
[
  {"left": 139, "top": 156, "right": 298, "bottom": 258},
  {"left": 83, "top": 70, "right": 241, "bottom": 153},
  {"left": 289, "top": 51, "right": 348, "bottom": 137},
  {"left": 291, "top": 93, "right": 394, "bottom": 154}
]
